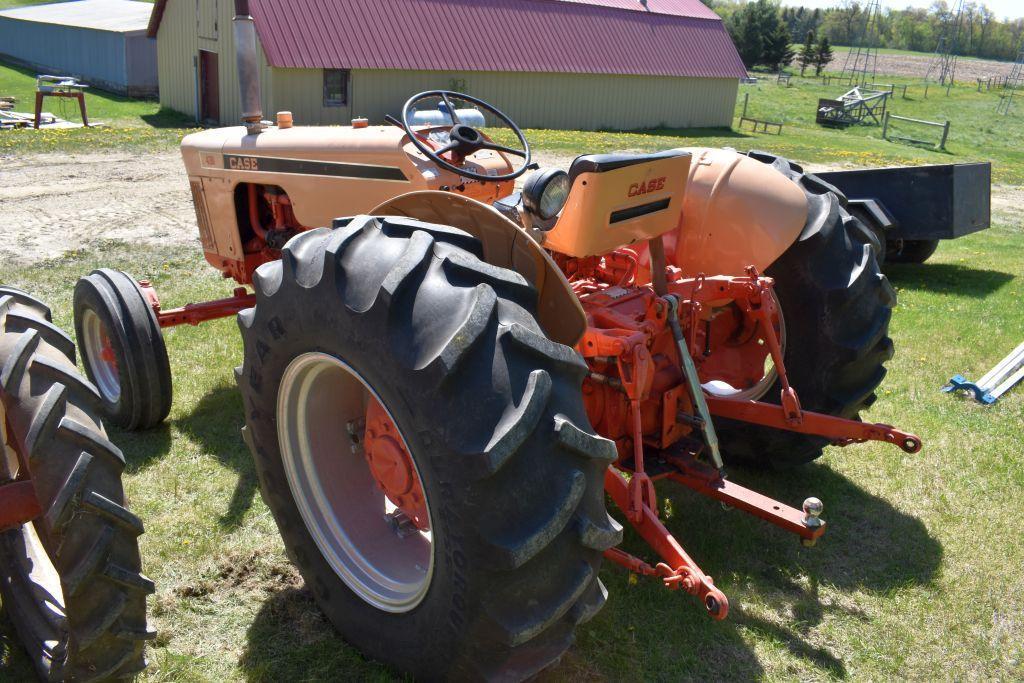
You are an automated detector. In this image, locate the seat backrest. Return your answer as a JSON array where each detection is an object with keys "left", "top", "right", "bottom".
[{"left": 543, "top": 149, "right": 691, "bottom": 258}]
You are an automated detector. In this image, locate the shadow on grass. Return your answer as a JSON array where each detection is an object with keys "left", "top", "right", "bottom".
[
  {"left": 617, "top": 125, "right": 754, "bottom": 140},
  {"left": 111, "top": 423, "right": 172, "bottom": 474},
  {"left": 0, "top": 609, "right": 38, "bottom": 682},
  {"left": 173, "top": 383, "right": 257, "bottom": 530},
  {"left": 583, "top": 461, "right": 941, "bottom": 679},
  {"left": 140, "top": 109, "right": 199, "bottom": 129},
  {"left": 887, "top": 261, "right": 1015, "bottom": 298},
  {"left": 239, "top": 586, "right": 395, "bottom": 682}
]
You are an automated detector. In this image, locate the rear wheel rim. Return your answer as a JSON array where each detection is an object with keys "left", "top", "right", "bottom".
[
  {"left": 276, "top": 352, "right": 434, "bottom": 613},
  {"left": 80, "top": 309, "right": 120, "bottom": 403}
]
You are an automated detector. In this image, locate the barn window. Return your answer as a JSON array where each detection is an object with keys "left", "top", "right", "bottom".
[{"left": 323, "top": 69, "right": 349, "bottom": 107}]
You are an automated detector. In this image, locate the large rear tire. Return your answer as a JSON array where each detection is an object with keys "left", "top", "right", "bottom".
[
  {"left": 74, "top": 269, "right": 172, "bottom": 431},
  {"left": 714, "top": 152, "right": 897, "bottom": 468},
  {"left": 0, "top": 287, "right": 153, "bottom": 681},
  {"left": 236, "top": 216, "right": 621, "bottom": 681}
]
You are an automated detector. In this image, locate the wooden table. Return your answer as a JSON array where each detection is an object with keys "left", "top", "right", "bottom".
[{"left": 34, "top": 90, "right": 88, "bottom": 129}]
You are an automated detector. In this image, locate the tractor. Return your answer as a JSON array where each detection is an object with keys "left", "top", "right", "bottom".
[
  {"left": 71, "top": 2, "right": 923, "bottom": 679},
  {"left": 0, "top": 287, "right": 151, "bottom": 682}
]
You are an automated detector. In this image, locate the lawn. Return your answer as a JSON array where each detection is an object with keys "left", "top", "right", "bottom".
[
  {"left": 0, "top": 60, "right": 195, "bottom": 153},
  {"left": 1, "top": 63, "right": 1023, "bottom": 681}
]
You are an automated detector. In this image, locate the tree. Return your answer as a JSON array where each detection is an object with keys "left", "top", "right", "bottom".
[
  {"left": 727, "top": 0, "right": 793, "bottom": 70},
  {"left": 728, "top": 2, "right": 765, "bottom": 68},
  {"left": 815, "top": 35, "right": 835, "bottom": 76},
  {"left": 765, "top": 15, "right": 796, "bottom": 70},
  {"left": 799, "top": 30, "right": 818, "bottom": 76}
]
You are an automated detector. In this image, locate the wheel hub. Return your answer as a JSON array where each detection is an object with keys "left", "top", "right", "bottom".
[
  {"left": 363, "top": 399, "right": 428, "bottom": 531},
  {"left": 80, "top": 309, "right": 120, "bottom": 403}
]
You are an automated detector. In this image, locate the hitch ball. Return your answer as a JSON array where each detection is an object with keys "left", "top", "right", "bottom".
[
  {"left": 802, "top": 497, "right": 824, "bottom": 527},
  {"left": 800, "top": 497, "right": 824, "bottom": 547}
]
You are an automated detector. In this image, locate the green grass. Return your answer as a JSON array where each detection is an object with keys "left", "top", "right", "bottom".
[
  {"left": 490, "top": 74, "right": 1024, "bottom": 185},
  {"left": 0, "top": 60, "right": 196, "bottom": 152},
  {"left": 1, "top": 61, "right": 1023, "bottom": 681},
  {"left": 0, "top": 216, "right": 1020, "bottom": 681}
]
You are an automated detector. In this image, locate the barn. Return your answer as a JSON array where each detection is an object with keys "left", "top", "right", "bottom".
[
  {"left": 0, "top": 0, "right": 157, "bottom": 97},
  {"left": 147, "top": 0, "right": 746, "bottom": 131}
]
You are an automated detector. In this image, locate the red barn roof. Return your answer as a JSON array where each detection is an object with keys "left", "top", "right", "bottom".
[{"left": 149, "top": 0, "right": 745, "bottom": 80}]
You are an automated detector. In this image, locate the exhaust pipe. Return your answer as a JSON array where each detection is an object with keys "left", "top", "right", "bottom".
[{"left": 233, "top": 0, "right": 263, "bottom": 134}]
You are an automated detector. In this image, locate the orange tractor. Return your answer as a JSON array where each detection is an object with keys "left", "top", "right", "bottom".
[{"left": 71, "top": 2, "right": 920, "bottom": 679}]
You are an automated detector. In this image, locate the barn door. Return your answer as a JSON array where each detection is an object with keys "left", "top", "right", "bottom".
[
  {"left": 199, "top": 50, "right": 220, "bottom": 123},
  {"left": 197, "top": 0, "right": 219, "bottom": 39}
]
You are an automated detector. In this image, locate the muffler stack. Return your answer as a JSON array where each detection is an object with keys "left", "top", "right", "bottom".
[{"left": 233, "top": 0, "right": 263, "bottom": 134}]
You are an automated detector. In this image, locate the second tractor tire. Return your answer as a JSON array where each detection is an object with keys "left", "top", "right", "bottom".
[
  {"left": 74, "top": 269, "right": 172, "bottom": 430},
  {"left": 236, "top": 216, "right": 621, "bottom": 681},
  {"left": 714, "top": 152, "right": 897, "bottom": 468},
  {"left": 0, "top": 286, "right": 153, "bottom": 681}
]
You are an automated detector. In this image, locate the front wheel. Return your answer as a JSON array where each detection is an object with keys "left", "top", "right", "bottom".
[
  {"left": 236, "top": 217, "right": 621, "bottom": 680},
  {"left": 714, "top": 152, "right": 897, "bottom": 468},
  {"left": 74, "top": 269, "right": 172, "bottom": 430}
]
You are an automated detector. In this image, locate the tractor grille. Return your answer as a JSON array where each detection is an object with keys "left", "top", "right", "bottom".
[{"left": 189, "top": 180, "right": 216, "bottom": 251}]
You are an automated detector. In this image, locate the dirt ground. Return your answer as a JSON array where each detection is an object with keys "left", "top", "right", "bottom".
[
  {"left": 0, "top": 151, "right": 1015, "bottom": 265},
  {"left": 0, "top": 152, "right": 195, "bottom": 264},
  {"left": 828, "top": 50, "right": 1013, "bottom": 82}
]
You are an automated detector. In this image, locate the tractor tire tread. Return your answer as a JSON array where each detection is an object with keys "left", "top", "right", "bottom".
[
  {"left": 714, "top": 152, "right": 896, "bottom": 468},
  {"left": 237, "top": 215, "right": 611, "bottom": 681},
  {"left": 73, "top": 268, "right": 172, "bottom": 430},
  {"left": 0, "top": 294, "right": 150, "bottom": 681}
]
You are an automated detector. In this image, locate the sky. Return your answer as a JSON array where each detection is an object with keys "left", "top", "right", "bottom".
[{"left": 779, "top": 1, "right": 1024, "bottom": 20}]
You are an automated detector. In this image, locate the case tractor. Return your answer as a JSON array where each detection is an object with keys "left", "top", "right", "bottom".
[{"left": 69, "top": 3, "right": 927, "bottom": 679}]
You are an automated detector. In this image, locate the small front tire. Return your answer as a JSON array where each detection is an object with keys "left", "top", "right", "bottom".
[{"left": 74, "top": 269, "right": 172, "bottom": 431}]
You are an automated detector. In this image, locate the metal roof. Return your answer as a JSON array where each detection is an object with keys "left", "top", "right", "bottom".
[
  {"left": 148, "top": 0, "right": 745, "bottom": 79},
  {"left": 247, "top": 0, "right": 745, "bottom": 79},
  {"left": 0, "top": 0, "right": 153, "bottom": 33},
  {"left": 555, "top": 0, "right": 721, "bottom": 21}
]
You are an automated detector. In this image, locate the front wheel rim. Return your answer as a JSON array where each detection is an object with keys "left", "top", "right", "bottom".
[
  {"left": 276, "top": 352, "right": 434, "bottom": 613},
  {"left": 80, "top": 308, "right": 121, "bottom": 403}
]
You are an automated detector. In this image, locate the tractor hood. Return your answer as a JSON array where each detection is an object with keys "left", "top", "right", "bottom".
[{"left": 180, "top": 124, "right": 514, "bottom": 226}]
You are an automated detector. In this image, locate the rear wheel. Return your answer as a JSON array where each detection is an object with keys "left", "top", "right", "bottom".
[
  {"left": 886, "top": 238, "right": 940, "bottom": 264},
  {"left": 74, "top": 269, "right": 172, "bottom": 430},
  {"left": 0, "top": 287, "right": 153, "bottom": 681},
  {"left": 237, "top": 217, "right": 621, "bottom": 681},
  {"left": 714, "top": 152, "right": 897, "bottom": 468}
]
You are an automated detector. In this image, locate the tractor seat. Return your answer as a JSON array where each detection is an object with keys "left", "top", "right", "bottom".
[{"left": 568, "top": 149, "right": 690, "bottom": 184}]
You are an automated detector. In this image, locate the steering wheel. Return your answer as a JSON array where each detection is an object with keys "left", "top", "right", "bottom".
[{"left": 400, "top": 90, "right": 531, "bottom": 182}]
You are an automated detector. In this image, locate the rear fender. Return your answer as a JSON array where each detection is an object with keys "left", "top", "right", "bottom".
[
  {"left": 371, "top": 191, "right": 586, "bottom": 347},
  {"left": 649, "top": 148, "right": 809, "bottom": 277}
]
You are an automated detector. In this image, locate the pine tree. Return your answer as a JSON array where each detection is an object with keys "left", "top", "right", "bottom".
[
  {"left": 729, "top": 2, "right": 764, "bottom": 68},
  {"left": 799, "top": 30, "right": 817, "bottom": 76},
  {"left": 814, "top": 35, "right": 834, "bottom": 76},
  {"left": 762, "top": 3, "right": 796, "bottom": 70}
]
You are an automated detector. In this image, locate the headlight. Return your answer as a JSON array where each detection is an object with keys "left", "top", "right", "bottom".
[{"left": 523, "top": 169, "right": 570, "bottom": 221}]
